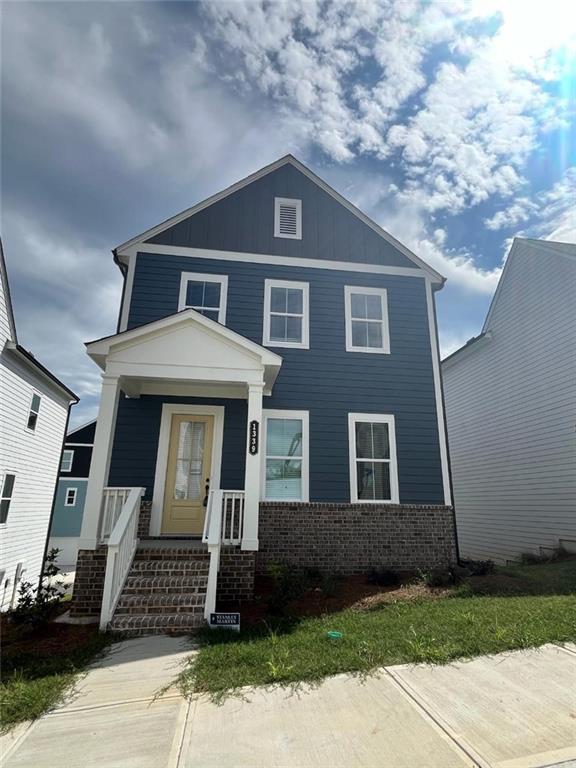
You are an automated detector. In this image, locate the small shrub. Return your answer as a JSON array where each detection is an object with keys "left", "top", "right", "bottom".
[
  {"left": 461, "top": 559, "right": 496, "bottom": 577},
  {"left": 267, "top": 565, "right": 309, "bottom": 615},
  {"left": 8, "top": 549, "right": 64, "bottom": 629},
  {"left": 367, "top": 567, "right": 400, "bottom": 587},
  {"left": 320, "top": 573, "right": 339, "bottom": 597},
  {"left": 305, "top": 566, "right": 322, "bottom": 581},
  {"left": 519, "top": 546, "right": 570, "bottom": 565},
  {"left": 420, "top": 566, "right": 465, "bottom": 588}
]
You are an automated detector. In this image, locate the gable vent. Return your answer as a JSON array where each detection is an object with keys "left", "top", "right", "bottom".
[{"left": 274, "top": 197, "right": 302, "bottom": 240}]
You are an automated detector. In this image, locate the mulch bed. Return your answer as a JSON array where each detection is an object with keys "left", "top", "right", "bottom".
[
  {"left": 1, "top": 616, "right": 100, "bottom": 661},
  {"left": 218, "top": 573, "right": 452, "bottom": 626}
]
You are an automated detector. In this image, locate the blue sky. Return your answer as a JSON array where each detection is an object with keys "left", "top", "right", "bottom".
[{"left": 2, "top": 1, "right": 575, "bottom": 427}]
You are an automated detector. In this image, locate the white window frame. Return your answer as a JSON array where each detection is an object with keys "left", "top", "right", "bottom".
[
  {"left": 0, "top": 472, "right": 16, "bottom": 525},
  {"left": 344, "top": 286, "right": 390, "bottom": 354},
  {"left": 261, "top": 409, "right": 309, "bottom": 502},
  {"left": 263, "top": 279, "right": 310, "bottom": 349},
  {"left": 26, "top": 392, "right": 41, "bottom": 432},
  {"left": 177, "top": 272, "right": 229, "bottom": 324},
  {"left": 274, "top": 197, "right": 302, "bottom": 240},
  {"left": 65, "top": 487, "right": 78, "bottom": 507},
  {"left": 348, "top": 413, "right": 399, "bottom": 504},
  {"left": 61, "top": 450, "right": 74, "bottom": 473}
]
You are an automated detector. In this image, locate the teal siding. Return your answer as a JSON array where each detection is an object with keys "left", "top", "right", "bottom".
[{"left": 51, "top": 480, "right": 87, "bottom": 537}]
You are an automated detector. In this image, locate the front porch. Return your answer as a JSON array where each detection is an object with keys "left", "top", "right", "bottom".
[{"left": 73, "top": 310, "right": 282, "bottom": 631}]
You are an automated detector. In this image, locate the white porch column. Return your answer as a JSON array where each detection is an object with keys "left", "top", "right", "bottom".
[
  {"left": 242, "top": 382, "right": 264, "bottom": 550},
  {"left": 79, "top": 374, "right": 121, "bottom": 550}
]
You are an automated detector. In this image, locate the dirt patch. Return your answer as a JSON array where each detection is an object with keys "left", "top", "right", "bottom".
[{"left": 2, "top": 617, "right": 101, "bottom": 661}]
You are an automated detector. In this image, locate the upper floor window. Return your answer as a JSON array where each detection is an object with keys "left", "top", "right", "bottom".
[
  {"left": 178, "top": 272, "right": 228, "bottom": 323},
  {"left": 274, "top": 197, "right": 302, "bottom": 240},
  {"left": 0, "top": 473, "right": 16, "bottom": 524},
  {"left": 26, "top": 393, "right": 41, "bottom": 431},
  {"left": 263, "top": 279, "right": 309, "bottom": 349},
  {"left": 344, "top": 286, "right": 390, "bottom": 354},
  {"left": 348, "top": 414, "right": 399, "bottom": 503},
  {"left": 261, "top": 410, "right": 309, "bottom": 501},
  {"left": 61, "top": 450, "right": 74, "bottom": 473}
]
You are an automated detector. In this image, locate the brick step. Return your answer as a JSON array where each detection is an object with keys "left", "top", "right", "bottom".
[
  {"left": 122, "top": 575, "right": 208, "bottom": 594},
  {"left": 134, "top": 548, "right": 209, "bottom": 561},
  {"left": 128, "top": 559, "right": 209, "bottom": 577},
  {"left": 115, "top": 592, "right": 206, "bottom": 613},
  {"left": 108, "top": 612, "right": 205, "bottom": 636}
]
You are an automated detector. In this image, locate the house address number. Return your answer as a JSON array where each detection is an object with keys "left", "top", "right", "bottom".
[{"left": 249, "top": 420, "right": 259, "bottom": 455}]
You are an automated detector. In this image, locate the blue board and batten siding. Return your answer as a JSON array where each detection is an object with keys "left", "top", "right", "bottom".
[
  {"left": 108, "top": 161, "right": 444, "bottom": 505},
  {"left": 108, "top": 255, "right": 443, "bottom": 504},
  {"left": 51, "top": 480, "right": 87, "bottom": 537}
]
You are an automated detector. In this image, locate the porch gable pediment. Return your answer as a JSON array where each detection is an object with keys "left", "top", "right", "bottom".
[{"left": 86, "top": 310, "right": 282, "bottom": 392}]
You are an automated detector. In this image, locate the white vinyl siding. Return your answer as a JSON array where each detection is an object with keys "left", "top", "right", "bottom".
[
  {"left": 263, "top": 279, "right": 309, "bottom": 349},
  {"left": 274, "top": 197, "right": 302, "bottom": 239},
  {"left": 177, "top": 272, "right": 228, "bottom": 323},
  {"left": 344, "top": 286, "right": 390, "bottom": 353},
  {"left": 443, "top": 240, "right": 576, "bottom": 564},
  {"left": 261, "top": 410, "right": 309, "bottom": 502},
  {"left": 348, "top": 414, "right": 399, "bottom": 503}
]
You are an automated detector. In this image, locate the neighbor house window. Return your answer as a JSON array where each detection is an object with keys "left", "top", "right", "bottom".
[
  {"left": 263, "top": 279, "right": 309, "bottom": 349},
  {"left": 262, "top": 410, "right": 309, "bottom": 501},
  {"left": 348, "top": 414, "right": 399, "bottom": 503},
  {"left": 65, "top": 488, "right": 77, "bottom": 507},
  {"left": 274, "top": 197, "right": 302, "bottom": 239},
  {"left": 61, "top": 450, "right": 74, "bottom": 473},
  {"left": 178, "top": 272, "right": 228, "bottom": 323},
  {"left": 344, "top": 286, "right": 390, "bottom": 353},
  {"left": 0, "top": 474, "right": 16, "bottom": 524},
  {"left": 26, "top": 394, "right": 41, "bottom": 431}
]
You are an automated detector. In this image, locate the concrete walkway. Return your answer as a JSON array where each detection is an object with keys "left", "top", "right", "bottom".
[{"left": 3, "top": 639, "right": 575, "bottom": 768}]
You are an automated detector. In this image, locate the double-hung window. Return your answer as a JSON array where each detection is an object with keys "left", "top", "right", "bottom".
[
  {"left": 263, "top": 279, "right": 309, "bottom": 349},
  {"left": 61, "top": 450, "right": 74, "bottom": 473},
  {"left": 344, "top": 286, "right": 390, "bottom": 353},
  {"left": 262, "top": 410, "right": 309, "bottom": 501},
  {"left": 178, "top": 272, "right": 228, "bottom": 323},
  {"left": 65, "top": 488, "right": 78, "bottom": 506},
  {"left": 26, "top": 394, "right": 41, "bottom": 431},
  {"left": 348, "top": 414, "right": 399, "bottom": 503},
  {"left": 1, "top": 473, "right": 16, "bottom": 524}
]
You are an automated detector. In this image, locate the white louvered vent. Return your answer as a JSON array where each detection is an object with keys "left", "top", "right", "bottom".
[{"left": 274, "top": 197, "right": 302, "bottom": 240}]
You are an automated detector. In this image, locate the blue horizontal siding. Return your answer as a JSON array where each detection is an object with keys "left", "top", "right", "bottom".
[
  {"left": 51, "top": 480, "right": 87, "bottom": 537},
  {"left": 110, "top": 253, "right": 444, "bottom": 504}
]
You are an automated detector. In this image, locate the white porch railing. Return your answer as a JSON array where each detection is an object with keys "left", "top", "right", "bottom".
[
  {"left": 202, "top": 489, "right": 245, "bottom": 619},
  {"left": 99, "top": 487, "right": 145, "bottom": 630},
  {"left": 100, "top": 487, "right": 133, "bottom": 540}
]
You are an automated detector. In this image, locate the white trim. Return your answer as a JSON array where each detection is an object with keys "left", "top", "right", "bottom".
[
  {"left": 58, "top": 477, "right": 88, "bottom": 482},
  {"left": 177, "top": 271, "right": 229, "bottom": 324},
  {"left": 344, "top": 286, "right": 390, "bottom": 354},
  {"left": 263, "top": 279, "right": 309, "bottom": 349},
  {"left": 274, "top": 197, "right": 302, "bottom": 240},
  {"left": 61, "top": 450, "right": 74, "bottom": 473},
  {"left": 261, "top": 409, "right": 309, "bottom": 502},
  {"left": 119, "top": 242, "right": 432, "bottom": 280},
  {"left": 65, "top": 443, "right": 93, "bottom": 448},
  {"left": 150, "top": 404, "right": 225, "bottom": 537},
  {"left": 114, "top": 155, "right": 444, "bottom": 283},
  {"left": 118, "top": 252, "right": 137, "bottom": 333},
  {"left": 348, "top": 413, "right": 399, "bottom": 504},
  {"left": 65, "top": 487, "right": 78, "bottom": 507},
  {"left": 425, "top": 280, "right": 452, "bottom": 506}
]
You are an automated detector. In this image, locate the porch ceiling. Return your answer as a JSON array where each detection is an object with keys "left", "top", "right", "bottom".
[{"left": 86, "top": 309, "right": 283, "bottom": 395}]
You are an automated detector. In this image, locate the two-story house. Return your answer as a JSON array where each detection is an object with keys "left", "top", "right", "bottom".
[{"left": 70, "top": 155, "right": 456, "bottom": 634}]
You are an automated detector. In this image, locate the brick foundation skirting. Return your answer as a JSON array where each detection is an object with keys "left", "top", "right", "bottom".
[
  {"left": 256, "top": 502, "right": 457, "bottom": 574},
  {"left": 69, "top": 545, "right": 107, "bottom": 617},
  {"left": 138, "top": 501, "right": 152, "bottom": 538},
  {"left": 217, "top": 548, "right": 256, "bottom": 602}
]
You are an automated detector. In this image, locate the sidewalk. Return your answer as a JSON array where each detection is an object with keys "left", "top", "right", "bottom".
[{"left": 2, "top": 638, "right": 575, "bottom": 768}]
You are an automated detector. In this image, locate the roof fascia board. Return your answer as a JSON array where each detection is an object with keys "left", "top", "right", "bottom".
[
  {"left": 5, "top": 342, "right": 78, "bottom": 402},
  {"left": 441, "top": 331, "right": 492, "bottom": 371}
]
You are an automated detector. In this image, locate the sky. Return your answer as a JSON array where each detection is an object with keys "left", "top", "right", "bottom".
[{"left": 2, "top": 0, "right": 575, "bottom": 428}]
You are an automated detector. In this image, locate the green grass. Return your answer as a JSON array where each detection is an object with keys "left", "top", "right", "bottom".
[
  {"left": 0, "top": 628, "right": 111, "bottom": 731},
  {"left": 179, "top": 559, "right": 576, "bottom": 700}
]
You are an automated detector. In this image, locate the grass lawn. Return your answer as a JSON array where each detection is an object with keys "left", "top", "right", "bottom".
[
  {"left": 0, "top": 619, "right": 111, "bottom": 732},
  {"left": 179, "top": 558, "right": 576, "bottom": 700}
]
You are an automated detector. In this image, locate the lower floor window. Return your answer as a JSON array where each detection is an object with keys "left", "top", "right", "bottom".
[
  {"left": 262, "top": 410, "right": 309, "bottom": 501},
  {"left": 65, "top": 488, "right": 78, "bottom": 506},
  {"left": 348, "top": 414, "right": 399, "bottom": 503}
]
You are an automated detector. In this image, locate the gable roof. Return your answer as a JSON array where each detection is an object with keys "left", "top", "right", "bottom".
[
  {"left": 114, "top": 155, "right": 444, "bottom": 284},
  {"left": 66, "top": 418, "right": 96, "bottom": 443}
]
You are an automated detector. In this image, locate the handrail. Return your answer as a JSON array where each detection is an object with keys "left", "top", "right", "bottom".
[
  {"left": 100, "top": 487, "right": 133, "bottom": 540},
  {"left": 99, "top": 487, "right": 145, "bottom": 630}
]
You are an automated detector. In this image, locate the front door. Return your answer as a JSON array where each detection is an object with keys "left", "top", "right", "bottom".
[{"left": 161, "top": 414, "right": 214, "bottom": 535}]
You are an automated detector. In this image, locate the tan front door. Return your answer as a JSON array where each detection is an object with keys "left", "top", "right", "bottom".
[{"left": 161, "top": 414, "right": 214, "bottom": 534}]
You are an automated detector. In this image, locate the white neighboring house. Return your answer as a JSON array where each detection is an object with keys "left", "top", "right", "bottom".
[
  {"left": 443, "top": 238, "right": 576, "bottom": 564},
  {"left": 0, "top": 241, "right": 78, "bottom": 609}
]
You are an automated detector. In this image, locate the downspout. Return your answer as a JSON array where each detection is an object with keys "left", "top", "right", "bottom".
[
  {"left": 432, "top": 285, "right": 461, "bottom": 565},
  {"left": 37, "top": 401, "right": 74, "bottom": 598}
]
